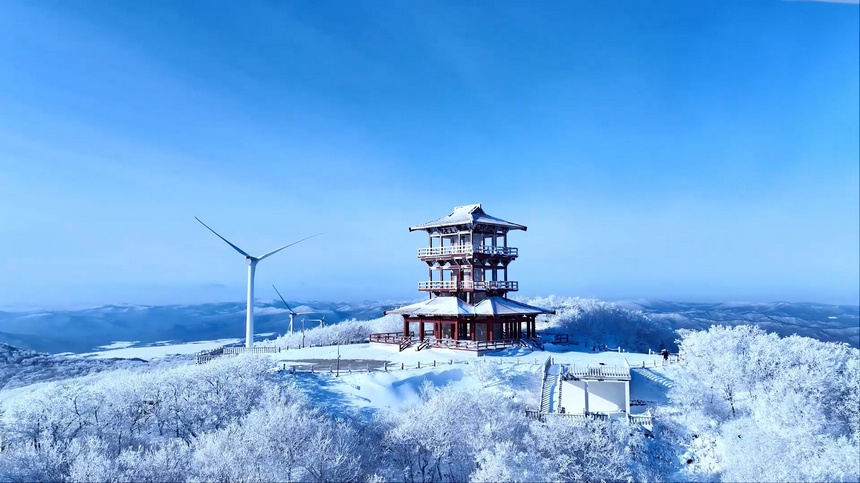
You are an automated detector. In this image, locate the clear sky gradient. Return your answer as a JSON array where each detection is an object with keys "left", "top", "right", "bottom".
[{"left": 1, "top": 1, "right": 858, "bottom": 307}]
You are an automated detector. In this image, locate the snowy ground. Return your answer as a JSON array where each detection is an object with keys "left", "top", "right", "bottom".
[
  {"left": 63, "top": 337, "right": 678, "bottom": 420},
  {"left": 269, "top": 341, "right": 665, "bottom": 366},
  {"left": 75, "top": 338, "right": 241, "bottom": 360},
  {"left": 266, "top": 343, "right": 676, "bottom": 418}
]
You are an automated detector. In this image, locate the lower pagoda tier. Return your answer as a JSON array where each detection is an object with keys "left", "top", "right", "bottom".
[{"left": 375, "top": 296, "right": 554, "bottom": 352}]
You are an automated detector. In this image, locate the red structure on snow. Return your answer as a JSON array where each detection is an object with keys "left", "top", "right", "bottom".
[{"left": 372, "top": 204, "right": 554, "bottom": 352}]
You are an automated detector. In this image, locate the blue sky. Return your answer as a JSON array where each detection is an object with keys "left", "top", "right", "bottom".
[{"left": 0, "top": 0, "right": 857, "bottom": 307}]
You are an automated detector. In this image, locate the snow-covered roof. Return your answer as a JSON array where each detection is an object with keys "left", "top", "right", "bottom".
[
  {"left": 409, "top": 204, "right": 527, "bottom": 232},
  {"left": 473, "top": 297, "right": 554, "bottom": 316},
  {"left": 385, "top": 296, "right": 554, "bottom": 317}
]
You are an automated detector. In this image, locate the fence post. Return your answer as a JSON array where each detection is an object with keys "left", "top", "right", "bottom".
[
  {"left": 433, "top": 360, "right": 436, "bottom": 367},
  {"left": 418, "top": 361, "right": 421, "bottom": 369},
  {"left": 450, "top": 359, "right": 453, "bottom": 365},
  {"left": 384, "top": 362, "right": 388, "bottom": 372},
  {"left": 401, "top": 363, "right": 404, "bottom": 370}
]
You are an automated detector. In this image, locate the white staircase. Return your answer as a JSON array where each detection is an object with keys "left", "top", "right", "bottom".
[{"left": 539, "top": 358, "right": 560, "bottom": 413}]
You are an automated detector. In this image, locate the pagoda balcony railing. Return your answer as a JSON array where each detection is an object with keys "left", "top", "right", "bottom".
[
  {"left": 417, "top": 245, "right": 518, "bottom": 258},
  {"left": 418, "top": 280, "right": 519, "bottom": 291}
]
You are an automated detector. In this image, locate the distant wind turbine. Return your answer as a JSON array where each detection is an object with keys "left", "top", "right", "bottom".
[
  {"left": 195, "top": 217, "right": 319, "bottom": 347},
  {"left": 308, "top": 314, "right": 327, "bottom": 328},
  {"left": 272, "top": 284, "right": 316, "bottom": 335}
]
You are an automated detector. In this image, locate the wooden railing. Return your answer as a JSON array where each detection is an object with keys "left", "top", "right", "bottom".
[
  {"left": 282, "top": 356, "right": 545, "bottom": 375},
  {"left": 562, "top": 364, "right": 631, "bottom": 381},
  {"left": 417, "top": 280, "right": 519, "bottom": 291},
  {"left": 197, "top": 345, "right": 283, "bottom": 363},
  {"left": 524, "top": 411, "right": 630, "bottom": 423},
  {"left": 398, "top": 337, "right": 413, "bottom": 352},
  {"left": 429, "top": 338, "right": 519, "bottom": 351},
  {"left": 417, "top": 245, "right": 518, "bottom": 258},
  {"left": 466, "top": 280, "right": 518, "bottom": 291},
  {"left": 417, "top": 281, "right": 459, "bottom": 291},
  {"left": 369, "top": 332, "right": 414, "bottom": 344},
  {"left": 222, "top": 346, "right": 281, "bottom": 355},
  {"left": 196, "top": 347, "right": 227, "bottom": 364}
]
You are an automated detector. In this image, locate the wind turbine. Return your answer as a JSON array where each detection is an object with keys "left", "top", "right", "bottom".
[
  {"left": 308, "top": 314, "right": 327, "bottom": 328},
  {"left": 272, "top": 284, "right": 316, "bottom": 335},
  {"left": 195, "top": 217, "right": 319, "bottom": 348}
]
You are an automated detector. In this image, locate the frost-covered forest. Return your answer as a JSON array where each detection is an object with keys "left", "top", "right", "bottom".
[{"left": 1, "top": 317, "right": 858, "bottom": 482}]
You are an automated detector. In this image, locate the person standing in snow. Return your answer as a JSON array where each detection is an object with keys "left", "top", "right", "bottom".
[{"left": 661, "top": 348, "right": 669, "bottom": 364}]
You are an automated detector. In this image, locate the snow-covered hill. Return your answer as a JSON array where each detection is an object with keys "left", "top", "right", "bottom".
[
  {"left": 0, "top": 298, "right": 856, "bottom": 354},
  {"left": 623, "top": 300, "right": 860, "bottom": 347}
]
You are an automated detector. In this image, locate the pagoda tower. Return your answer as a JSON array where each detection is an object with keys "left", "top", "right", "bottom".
[{"left": 373, "top": 204, "right": 553, "bottom": 351}]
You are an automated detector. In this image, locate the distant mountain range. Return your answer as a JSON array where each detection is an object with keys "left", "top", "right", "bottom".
[
  {"left": 0, "top": 299, "right": 856, "bottom": 354},
  {"left": 620, "top": 300, "right": 859, "bottom": 348},
  {"left": 0, "top": 300, "right": 403, "bottom": 353}
]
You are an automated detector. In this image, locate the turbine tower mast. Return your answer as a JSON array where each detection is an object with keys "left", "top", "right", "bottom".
[{"left": 195, "top": 217, "right": 319, "bottom": 347}]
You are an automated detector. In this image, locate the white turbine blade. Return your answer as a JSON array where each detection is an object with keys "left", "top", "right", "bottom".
[
  {"left": 195, "top": 217, "right": 251, "bottom": 258},
  {"left": 271, "top": 284, "right": 295, "bottom": 315},
  {"left": 257, "top": 233, "right": 321, "bottom": 261}
]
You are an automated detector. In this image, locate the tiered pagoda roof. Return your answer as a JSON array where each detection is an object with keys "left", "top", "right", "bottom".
[
  {"left": 409, "top": 204, "right": 527, "bottom": 232},
  {"left": 387, "top": 296, "right": 554, "bottom": 317}
]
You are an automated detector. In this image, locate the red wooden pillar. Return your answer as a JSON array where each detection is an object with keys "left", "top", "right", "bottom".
[
  {"left": 418, "top": 319, "right": 425, "bottom": 340},
  {"left": 403, "top": 316, "right": 409, "bottom": 338},
  {"left": 452, "top": 320, "right": 458, "bottom": 341},
  {"left": 488, "top": 321, "right": 494, "bottom": 342}
]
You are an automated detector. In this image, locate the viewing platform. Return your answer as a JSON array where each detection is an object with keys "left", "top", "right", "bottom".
[
  {"left": 417, "top": 244, "right": 518, "bottom": 260},
  {"left": 418, "top": 280, "right": 519, "bottom": 292}
]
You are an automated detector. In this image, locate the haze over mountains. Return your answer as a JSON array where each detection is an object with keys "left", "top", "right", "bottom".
[{"left": 0, "top": 298, "right": 856, "bottom": 354}]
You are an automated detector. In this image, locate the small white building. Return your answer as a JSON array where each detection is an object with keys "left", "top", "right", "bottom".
[
  {"left": 535, "top": 359, "right": 652, "bottom": 428},
  {"left": 557, "top": 364, "right": 630, "bottom": 418}
]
